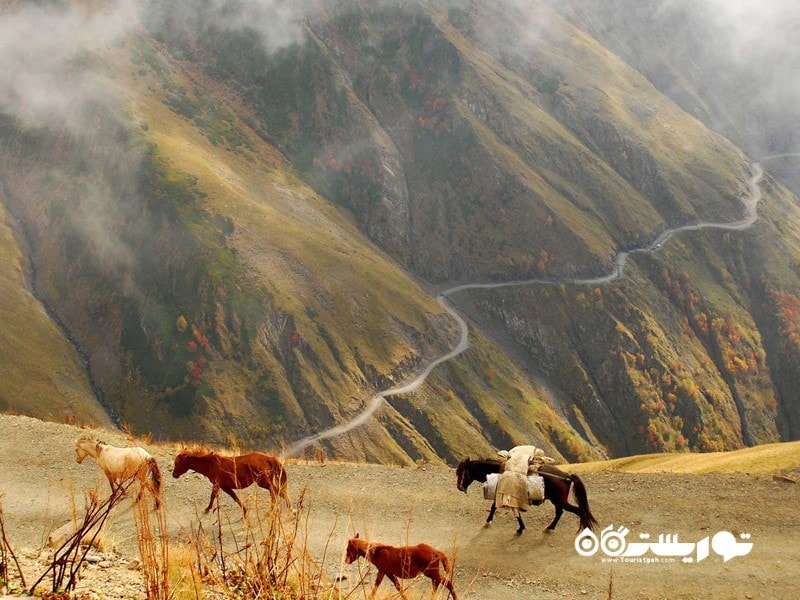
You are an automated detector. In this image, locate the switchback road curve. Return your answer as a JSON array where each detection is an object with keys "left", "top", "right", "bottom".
[{"left": 284, "top": 160, "right": 768, "bottom": 458}]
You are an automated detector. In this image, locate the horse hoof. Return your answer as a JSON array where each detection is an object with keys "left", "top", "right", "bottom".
[
  {"left": 516, "top": 529, "right": 525, "bottom": 535},
  {"left": 544, "top": 528, "right": 554, "bottom": 534}
]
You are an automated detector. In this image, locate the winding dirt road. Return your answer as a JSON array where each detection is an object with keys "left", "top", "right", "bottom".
[{"left": 285, "top": 161, "right": 766, "bottom": 457}]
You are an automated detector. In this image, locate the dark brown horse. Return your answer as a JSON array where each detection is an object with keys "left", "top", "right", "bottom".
[
  {"left": 456, "top": 458, "right": 597, "bottom": 533},
  {"left": 172, "top": 449, "right": 290, "bottom": 514},
  {"left": 345, "top": 533, "right": 457, "bottom": 599}
]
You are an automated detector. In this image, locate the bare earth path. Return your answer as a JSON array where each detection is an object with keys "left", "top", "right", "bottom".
[{"left": 1, "top": 415, "right": 799, "bottom": 599}]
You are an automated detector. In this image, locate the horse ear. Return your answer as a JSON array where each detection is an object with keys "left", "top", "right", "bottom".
[{"left": 355, "top": 532, "right": 360, "bottom": 539}]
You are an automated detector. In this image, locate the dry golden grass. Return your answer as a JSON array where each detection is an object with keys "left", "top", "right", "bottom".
[
  {"left": 166, "top": 543, "right": 204, "bottom": 600},
  {"left": 568, "top": 440, "right": 800, "bottom": 474}
]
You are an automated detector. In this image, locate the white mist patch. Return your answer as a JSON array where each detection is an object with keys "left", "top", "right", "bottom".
[{"left": 0, "top": 1, "right": 137, "bottom": 132}]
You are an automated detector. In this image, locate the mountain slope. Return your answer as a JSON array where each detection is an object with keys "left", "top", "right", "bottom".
[
  {"left": 2, "top": 0, "right": 800, "bottom": 463},
  {"left": 0, "top": 8, "right": 589, "bottom": 464},
  {"left": 0, "top": 196, "right": 110, "bottom": 425}
]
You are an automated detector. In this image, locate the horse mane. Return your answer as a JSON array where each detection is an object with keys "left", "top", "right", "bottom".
[
  {"left": 459, "top": 457, "right": 501, "bottom": 467},
  {"left": 175, "top": 446, "right": 275, "bottom": 459},
  {"left": 175, "top": 446, "right": 215, "bottom": 459},
  {"left": 76, "top": 434, "right": 112, "bottom": 448},
  {"left": 365, "top": 542, "right": 394, "bottom": 559},
  {"left": 347, "top": 534, "right": 376, "bottom": 558}
]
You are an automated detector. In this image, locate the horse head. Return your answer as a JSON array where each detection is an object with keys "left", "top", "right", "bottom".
[
  {"left": 345, "top": 533, "right": 367, "bottom": 564},
  {"left": 172, "top": 450, "right": 191, "bottom": 478},
  {"left": 74, "top": 434, "right": 95, "bottom": 463},
  {"left": 455, "top": 458, "right": 472, "bottom": 492}
]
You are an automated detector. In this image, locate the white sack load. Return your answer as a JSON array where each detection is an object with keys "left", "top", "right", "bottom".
[
  {"left": 527, "top": 474, "right": 545, "bottom": 503},
  {"left": 484, "top": 472, "right": 543, "bottom": 502},
  {"left": 483, "top": 472, "right": 500, "bottom": 500}
]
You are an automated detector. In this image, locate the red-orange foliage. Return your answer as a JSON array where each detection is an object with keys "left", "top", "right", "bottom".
[
  {"left": 537, "top": 249, "right": 550, "bottom": 272},
  {"left": 774, "top": 289, "right": 800, "bottom": 351},
  {"left": 696, "top": 312, "right": 709, "bottom": 336},
  {"left": 187, "top": 361, "right": 203, "bottom": 386}
]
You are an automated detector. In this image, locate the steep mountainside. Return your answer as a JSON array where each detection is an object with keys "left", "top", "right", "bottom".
[
  {"left": 1, "top": 0, "right": 800, "bottom": 463},
  {"left": 0, "top": 193, "right": 110, "bottom": 426},
  {"left": 548, "top": 0, "right": 800, "bottom": 194}
]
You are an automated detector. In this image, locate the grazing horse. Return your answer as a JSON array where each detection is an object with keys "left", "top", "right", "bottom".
[
  {"left": 172, "top": 449, "right": 290, "bottom": 514},
  {"left": 456, "top": 457, "right": 597, "bottom": 533},
  {"left": 345, "top": 533, "right": 457, "bottom": 600},
  {"left": 75, "top": 435, "right": 162, "bottom": 509}
]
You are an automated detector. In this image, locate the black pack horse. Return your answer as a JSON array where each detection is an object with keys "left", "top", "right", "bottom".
[{"left": 456, "top": 458, "right": 597, "bottom": 533}]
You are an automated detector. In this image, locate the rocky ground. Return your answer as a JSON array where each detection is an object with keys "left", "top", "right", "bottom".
[{"left": 1, "top": 414, "right": 798, "bottom": 599}]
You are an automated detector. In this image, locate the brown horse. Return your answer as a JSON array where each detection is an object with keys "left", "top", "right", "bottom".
[
  {"left": 345, "top": 533, "right": 457, "bottom": 599},
  {"left": 456, "top": 457, "right": 597, "bottom": 533},
  {"left": 172, "top": 449, "right": 290, "bottom": 514}
]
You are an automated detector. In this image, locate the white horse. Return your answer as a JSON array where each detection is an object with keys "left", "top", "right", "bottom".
[{"left": 75, "top": 434, "right": 162, "bottom": 509}]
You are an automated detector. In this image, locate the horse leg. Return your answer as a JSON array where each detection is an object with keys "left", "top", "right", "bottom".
[
  {"left": 369, "top": 572, "right": 385, "bottom": 598},
  {"left": 105, "top": 472, "right": 117, "bottom": 495},
  {"left": 546, "top": 504, "right": 564, "bottom": 532},
  {"left": 431, "top": 575, "right": 457, "bottom": 600},
  {"left": 429, "top": 575, "right": 457, "bottom": 600},
  {"left": 558, "top": 501, "right": 588, "bottom": 529},
  {"left": 106, "top": 473, "right": 125, "bottom": 503},
  {"left": 257, "top": 474, "right": 291, "bottom": 510},
  {"left": 205, "top": 484, "right": 220, "bottom": 513},
  {"left": 386, "top": 573, "right": 408, "bottom": 599},
  {"left": 516, "top": 514, "right": 526, "bottom": 534},
  {"left": 444, "top": 577, "right": 458, "bottom": 600},
  {"left": 279, "top": 483, "right": 291, "bottom": 509},
  {"left": 222, "top": 487, "right": 247, "bottom": 515},
  {"left": 486, "top": 501, "right": 497, "bottom": 524}
]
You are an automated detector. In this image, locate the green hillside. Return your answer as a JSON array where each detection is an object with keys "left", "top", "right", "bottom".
[{"left": 0, "top": 197, "right": 110, "bottom": 426}]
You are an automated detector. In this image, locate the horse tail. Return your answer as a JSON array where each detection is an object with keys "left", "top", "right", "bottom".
[
  {"left": 263, "top": 458, "right": 291, "bottom": 508},
  {"left": 569, "top": 473, "right": 597, "bottom": 532},
  {"left": 278, "top": 462, "right": 291, "bottom": 507},
  {"left": 147, "top": 457, "right": 162, "bottom": 495}
]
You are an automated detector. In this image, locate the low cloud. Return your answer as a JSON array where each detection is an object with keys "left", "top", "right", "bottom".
[{"left": 0, "top": 1, "right": 137, "bottom": 133}]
